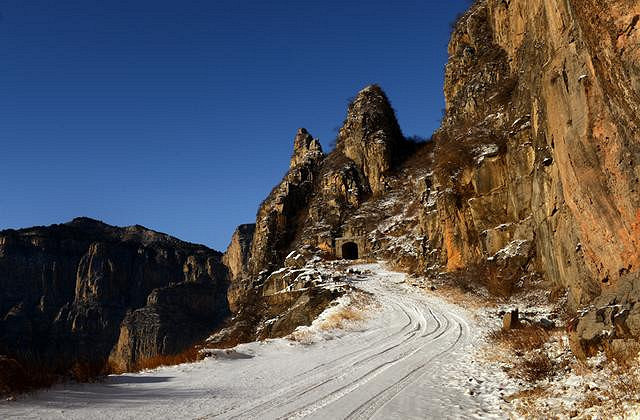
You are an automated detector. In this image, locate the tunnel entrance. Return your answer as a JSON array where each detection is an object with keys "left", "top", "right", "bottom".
[{"left": 341, "top": 242, "right": 359, "bottom": 260}]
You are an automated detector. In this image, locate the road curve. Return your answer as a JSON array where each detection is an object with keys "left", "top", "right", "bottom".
[{"left": 2, "top": 263, "right": 497, "bottom": 419}]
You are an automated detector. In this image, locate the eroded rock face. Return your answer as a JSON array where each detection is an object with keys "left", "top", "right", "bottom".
[
  {"left": 413, "top": 0, "right": 640, "bottom": 310},
  {"left": 248, "top": 128, "right": 326, "bottom": 276},
  {"left": 223, "top": 223, "right": 256, "bottom": 312},
  {"left": 0, "top": 218, "right": 228, "bottom": 372},
  {"left": 223, "top": 102, "right": 401, "bottom": 342},
  {"left": 109, "top": 280, "right": 227, "bottom": 372},
  {"left": 223, "top": 224, "right": 255, "bottom": 281},
  {"left": 244, "top": 87, "right": 406, "bottom": 284},
  {"left": 337, "top": 85, "right": 404, "bottom": 195}
]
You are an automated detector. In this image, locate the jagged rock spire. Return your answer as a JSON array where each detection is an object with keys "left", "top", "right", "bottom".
[
  {"left": 337, "top": 85, "right": 404, "bottom": 194},
  {"left": 290, "top": 128, "right": 324, "bottom": 169}
]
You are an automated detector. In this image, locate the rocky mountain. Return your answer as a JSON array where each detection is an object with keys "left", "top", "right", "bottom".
[
  {"left": 430, "top": 0, "right": 640, "bottom": 357},
  {"left": 1, "top": 0, "right": 638, "bottom": 386},
  {"left": 223, "top": 0, "right": 640, "bottom": 359},
  {"left": 0, "top": 218, "right": 229, "bottom": 374}
]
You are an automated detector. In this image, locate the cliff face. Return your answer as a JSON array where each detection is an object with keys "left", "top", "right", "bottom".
[
  {"left": 230, "top": 0, "right": 639, "bottom": 357},
  {"left": 216, "top": 87, "right": 403, "bottom": 343},
  {"left": 247, "top": 128, "right": 326, "bottom": 277},
  {"left": 227, "top": 86, "right": 403, "bottom": 288},
  {"left": 222, "top": 224, "right": 255, "bottom": 312},
  {"left": 2, "top": 0, "right": 637, "bottom": 376},
  {"left": 239, "top": 89, "right": 402, "bottom": 282},
  {"left": 430, "top": 0, "right": 640, "bottom": 308},
  {"left": 0, "top": 218, "right": 228, "bottom": 372}
]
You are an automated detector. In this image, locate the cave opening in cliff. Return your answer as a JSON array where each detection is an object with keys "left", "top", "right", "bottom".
[{"left": 342, "top": 242, "right": 359, "bottom": 260}]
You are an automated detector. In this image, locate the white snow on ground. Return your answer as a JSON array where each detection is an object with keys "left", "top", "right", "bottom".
[{"left": 1, "top": 263, "right": 512, "bottom": 419}]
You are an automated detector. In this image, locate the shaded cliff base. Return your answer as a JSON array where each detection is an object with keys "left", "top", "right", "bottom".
[
  {"left": 0, "top": 218, "right": 231, "bottom": 397},
  {"left": 0, "top": 260, "right": 363, "bottom": 398}
]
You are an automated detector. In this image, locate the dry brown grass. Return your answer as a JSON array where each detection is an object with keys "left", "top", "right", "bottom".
[
  {"left": 289, "top": 291, "right": 375, "bottom": 343},
  {"left": 602, "top": 363, "right": 640, "bottom": 411},
  {"left": 520, "top": 352, "right": 554, "bottom": 382},
  {"left": 121, "top": 346, "right": 202, "bottom": 373},
  {"left": 489, "top": 326, "right": 550, "bottom": 352},
  {"left": 0, "top": 357, "right": 57, "bottom": 397},
  {"left": 1, "top": 356, "right": 110, "bottom": 396},
  {"left": 503, "top": 333, "right": 640, "bottom": 417},
  {"left": 433, "top": 131, "right": 475, "bottom": 182},
  {"left": 288, "top": 328, "right": 315, "bottom": 344},
  {"left": 508, "top": 386, "right": 549, "bottom": 401},
  {"left": 604, "top": 341, "right": 640, "bottom": 368},
  {"left": 562, "top": 360, "right": 640, "bottom": 417},
  {"left": 507, "top": 385, "right": 551, "bottom": 416},
  {"left": 486, "top": 326, "right": 561, "bottom": 382},
  {"left": 579, "top": 391, "right": 603, "bottom": 411},
  {"left": 320, "top": 307, "right": 366, "bottom": 331},
  {"left": 289, "top": 307, "right": 366, "bottom": 344},
  {"left": 2, "top": 343, "right": 209, "bottom": 395}
]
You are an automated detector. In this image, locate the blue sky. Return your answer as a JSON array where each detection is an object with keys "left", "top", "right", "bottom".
[{"left": 0, "top": 0, "right": 469, "bottom": 251}]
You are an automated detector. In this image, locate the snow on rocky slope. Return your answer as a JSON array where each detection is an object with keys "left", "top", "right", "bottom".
[{"left": 2, "top": 263, "right": 512, "bottom": 419}]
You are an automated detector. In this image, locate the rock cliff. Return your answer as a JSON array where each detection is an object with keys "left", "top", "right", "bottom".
[
  {"left": 223, "top": 223, "right": 255, "bottom": 312},
  {"left": 247, "top": 128, "right": 326, "bottom": 277},
  {"left": 229, "top": 0, "right": 640, "bottom": 358},
  {"left": 2, "top": 0, "right": 638, "bottom": 379},
  {"left": 429, "top": 0, "right": 640, "bottom": 310},
  {"left": 0, "top": 218, "right": 228, "bottom": 373},
  {"left": 224, "top": 87, "right": 403, "bottom": 304}
]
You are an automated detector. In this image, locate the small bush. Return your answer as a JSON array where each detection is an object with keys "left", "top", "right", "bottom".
[
  {"left": 289, "top": 329, "right": 315, "bottom": 345},
  {"left": 289, "top": 292, "right": 374, "bottom": 343},
  {"left": 400, "top": 139, "right": 435, "bottom": 171},
  {"left": 520, "top": 352, "right": 554, "bottom": 382},
  {"left": 433, "top": 131, "right": 474, "bottom": 182}
]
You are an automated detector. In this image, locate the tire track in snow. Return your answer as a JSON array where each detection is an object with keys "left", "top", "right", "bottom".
[
  {"left": 276, "top": 294, "right": 461, "bottom": 419},
  {"left": 217, "top": 301, "right": 419, "bottom": 419},
  {"left": 279, "top": 318, "right": 460, "bottom": 420},
  {"left": 290, "top": 301, "right": 414, "bottom": 380},
  {"left": 223, "top": 297, "right": 440, "bottom": 419},
  {"left": 345, "top": 322, "right": 464, "bottom": 420}
]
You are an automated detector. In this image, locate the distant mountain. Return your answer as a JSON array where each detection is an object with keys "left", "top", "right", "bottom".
[{"left": 0, "top": 217, "right": 229, "bottom": 375}]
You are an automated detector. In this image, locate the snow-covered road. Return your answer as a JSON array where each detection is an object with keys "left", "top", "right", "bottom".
[{"left": 2, "top": 264, "right": 504, "bottom": 419}]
